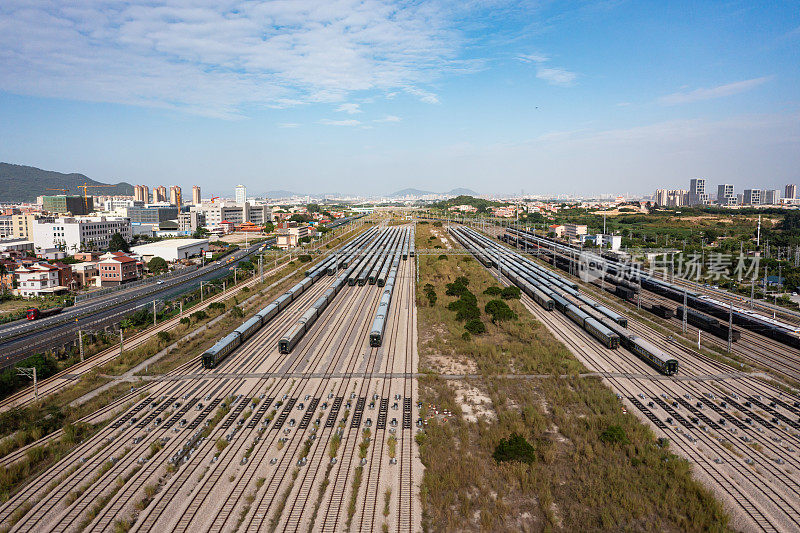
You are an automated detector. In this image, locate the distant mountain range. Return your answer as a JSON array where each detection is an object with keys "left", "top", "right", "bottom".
[
  {"left": 390, "top": 187, "right": 478, "bottom": 197},
  {"left": 0, "top": 163, "right": 134, "bottom": 202}
]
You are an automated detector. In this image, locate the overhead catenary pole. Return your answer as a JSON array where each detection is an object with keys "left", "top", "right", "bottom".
[
  {"left": 728, "top": 301, "right": 733, "bottom": 353},
  {"left": 153, "top": 300, "right": 157, "bottom": 326},
  {"left": 17, "top": 367, "right": 37, "bottom": 401},
  {"left": 78, "top": 329, "right": 84, "bottom": 362},
  {"left": 683, "top": 287, "right": 687, "bottom": 333}
]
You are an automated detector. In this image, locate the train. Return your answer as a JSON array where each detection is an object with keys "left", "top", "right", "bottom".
[
  {"left": 450, "top": 225, "right": 679, "bottom": 374},
  {"left": 369, "top": 228, "right": 408, "bottom": 347},
  {"left": 504, "top": 226, "right": 800, "bottom": 351},
  {"left": 676, "top": 306, "right": 742, "bottom": 342},
  {"left": 202, "top": 226, "right": 379, "bottom": 368}
]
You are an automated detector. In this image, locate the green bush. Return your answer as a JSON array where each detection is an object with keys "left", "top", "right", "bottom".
[
  {"left": 501, "top": 286, "right": 521, "bottom": 300},
  {"left": 493, "top": 433, "right": 536, "bottom": 464},
  {"left": 485, "top": 299, "right": 517, "bottom": 323},
  {"left": 483, "top": 286, "right": 502, "bottom": 296},
  {"left": 464, "top": 319, "right": 486, "bottom": 335},
  {"left": 231, "top": 306, "right": 244, "bottom": 318},
  {"left": 157, "top": 331, "right": 171, "bottom": 344},
  {"left": 437, "top": 255, "right": 447, "bottom": 260},
  {"left": 208, "top": 302, "right": 226, "bottom": 311},
  {"left": 179, "top": 317, "right": 190, "bottom": 325},
  {"left": 600, "top": 425, "right": 629, "bottom": 445},
  {"left": 299, "top": 254, "right": 312, "bottom": 263},
  {"left": 433, "top": 221, "right": 442, "bottom": 227},
  {"left": 190, "top": 310, "right": 207, "bottom": 322}
]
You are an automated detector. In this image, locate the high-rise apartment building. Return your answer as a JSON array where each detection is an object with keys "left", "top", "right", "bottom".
[
  {"left": 717, "top": 184, "right": 735, "bottom": 206},
  {"left": 667, "top": 189, "right": 688, "bottom": 207},
  {"left": 763, "top": 189, "right": 781, "bottom": 205},
  {"left": 133, "top": 185, "right": 150, "bottom": 203},
  {"left": 689, "top": 178, "right": 709, "bottom": 206},
  {"left": 169, "top": 185, "right": 182, "bottom": 207},
  {"left": 743, "top": 189, "right": 762, "bottom": 205},
  {"left": 785, "top": 184, "right": 797, "bottom": 199},
  {"left": 192, "top": 185, "right": 201, "bottom": 205},
  {"left": 153, "top": 186, "right": 168, "bottom": 203},
  {"left": 235, "top": 184, "right": 247, "bottom": 204},
  {"left": 654, "top": 189, "right": 668, "bottom": 206}
]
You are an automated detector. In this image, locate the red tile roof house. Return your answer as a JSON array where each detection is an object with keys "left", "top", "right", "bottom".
[
  {"left": 14, "top": 262, "right": 66, "bottom": 297},
  {"left": 98, "top": 254, "right": 142, "bottom": 286}
]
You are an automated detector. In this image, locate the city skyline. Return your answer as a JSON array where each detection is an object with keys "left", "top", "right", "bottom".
[{"left": 0, "top": 1, "right": 797, "bottom": 196}]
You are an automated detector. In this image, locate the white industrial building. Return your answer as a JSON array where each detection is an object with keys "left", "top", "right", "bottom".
[
  {"left": 131, "top": 238, "right": 209, "bottom": 262},
  {"left": 31, "top": 216, "right": 132, "bottom": 253}
]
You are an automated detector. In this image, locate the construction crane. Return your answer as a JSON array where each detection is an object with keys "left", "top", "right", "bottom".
[
  {"left": 211, "top": 196, "right": 220, "bottom": 203},
  {"left": 46, "top": 188, "right": 70, "bottom": 194},
  {"left": 77, "top": 182, "right": 112, "bottom": 213}
]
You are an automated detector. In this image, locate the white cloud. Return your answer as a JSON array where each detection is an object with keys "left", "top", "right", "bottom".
[
  {"left": 0, "top": 0, "right": 463, "bottom": 117},
  {"left": 659, "top": 77, "right": 771, "bottom": 105},
  {"left": 536, "top": 67, "right": 577, "bottom": 87},
  {"left": 516, "top": 53, "right": 549, "bottom": 63},
  {"left": 517, "top": 52, "right": 577, "bottom": 87},
  {"left": 336, "top": 103, "right": 362, "bottom": 114},
  {"left": 277, "top": 123, "right": 300, "bottom": 128},
  {"left": 319, "top": 118, "right": 362, "bottom": 126},
  {"left": 404, "top": 86, "right": 439, "bottom": 104},
  {"left": 375, "top": 115, "right": 401, "bottom": 122}
]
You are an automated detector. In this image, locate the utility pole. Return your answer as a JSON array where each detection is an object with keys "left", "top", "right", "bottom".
[
  {"left": 638, "top": 278, "right": 642, "bottom": 310},
  {"left": 728, "top": 301, "right": 733, "bottom": 353},
  {"left": 119, "top": 328, "right": 124, "bottom": 355},
  {"left": 179, "top": 300, "right": 183, "bottom": 317},
  {"left": 78, "top": 329, "right": 84, "bottom": 362},
  {"left": 757, "top": 215, "right": 761, "bottom": 247},
  {"left": 682, "top": 287, "right": 687, "bottom": 333},
  {"left": 153, "top": 300, "right": 157, "bottom": 326},
  {"left": 17, "top": 367, "right": 36, "bottom": 402}
]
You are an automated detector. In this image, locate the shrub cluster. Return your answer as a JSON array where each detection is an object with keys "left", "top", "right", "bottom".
[
  {"left": 501, "top": 286, "right": 521, "bottom": 300},
  {"left": 485, "top": 299, "right": 517, "bottom": 323},
  {"left": 483, "top": 286, "right": 502, "bottom": 296},
  {"left": 493, "top": 433, "right": 536, "bottom": 464},
  {"left": 446, "top": 276, "right": 486, "bottom": 335},
  {"left": 423, "top": 283, "right": 437, "bottom": 307},
  {"left": 600, "top": 425, "right": 629, "bottom": 445}
]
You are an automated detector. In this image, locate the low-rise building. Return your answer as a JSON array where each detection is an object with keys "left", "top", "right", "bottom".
[
  {"left": 98, "top": 253, "right": 142, "bottom": 286},
  {"left": 71, "top": 262, "right": 99, "bottom": 288},
  {"left": 130, "top": 238, "right": 209, "bottom": 262},
  {"left": 32, "top": 216, "right": 132, "bottom": 253},
  {"left": 276, "top": 223, "right": 315, "bottom": 249},
  {"left": 549, "top": 224, "right": 565, "bottom": 237},
  {"left": 15, "top": 262, "right": 65, "bottom": 297},
  {"left": 563, "top": 224, "right": 588, "bottom": 240}
]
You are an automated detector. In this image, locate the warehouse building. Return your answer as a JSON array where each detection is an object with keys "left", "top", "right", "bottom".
[{"left": 131, "top": 238, "right": 209, "bottom": 262}]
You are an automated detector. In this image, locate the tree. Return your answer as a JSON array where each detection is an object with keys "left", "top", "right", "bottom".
[
  {"left": 109, "top": 232, "right": 130, "bottom": 253},
  {"left": 148, "top": 256, "right": 168, "bottom": 274},
  {"left": 306, "top": 203, "right": 321, "bottom": 213}
]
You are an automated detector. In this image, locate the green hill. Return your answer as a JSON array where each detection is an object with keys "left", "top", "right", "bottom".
[{"left": 0, "top": 162, "right": 134, "bottom": 202}]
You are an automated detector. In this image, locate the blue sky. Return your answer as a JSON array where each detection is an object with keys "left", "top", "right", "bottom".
[{"left": 0, "top": 0, "right": 798, "bottom": 197}]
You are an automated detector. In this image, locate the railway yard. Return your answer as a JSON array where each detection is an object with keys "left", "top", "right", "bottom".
[
  {"left": 2, "top": 217, "right": 800, "bottom": 532},
  {"left": 463, "top": 223, "right": 800, "bottom": 532},
  {"left": 0, "top": 224, "right": 422, "bottom": 533}
]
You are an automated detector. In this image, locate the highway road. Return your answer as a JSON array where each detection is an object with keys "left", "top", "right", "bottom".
[{"left": 0, "top": 240, "right": 271, "bottom": 370}]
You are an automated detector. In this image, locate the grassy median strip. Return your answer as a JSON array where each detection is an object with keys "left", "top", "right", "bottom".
[{"left": 415, "top": 223, "right": 729, "bottom": 531}]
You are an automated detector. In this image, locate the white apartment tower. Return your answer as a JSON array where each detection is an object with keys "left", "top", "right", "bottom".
[
  {"left": 235, "top": 184, "right": 247, "bottom": 204},
  {"left": 717, "top": 184, "right": 735, "bottom": 206},
  {"left": 689, "top": 178, "right": 709, "bottom": 206}
]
